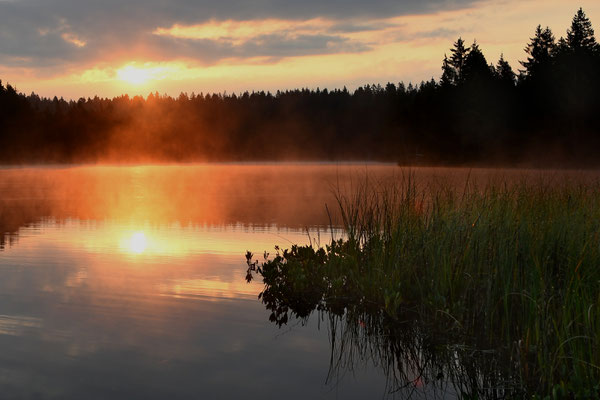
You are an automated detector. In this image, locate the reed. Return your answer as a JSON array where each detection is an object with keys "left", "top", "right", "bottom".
[{"left": 248, "top": 172, "right": 600, "bottom": 397}]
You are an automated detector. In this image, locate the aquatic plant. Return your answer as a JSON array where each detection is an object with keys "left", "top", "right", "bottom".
[{"left": 246, "top": 173, "right": 600, "bottom": 398}]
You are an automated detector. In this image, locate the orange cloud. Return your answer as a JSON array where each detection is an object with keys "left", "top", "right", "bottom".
[
  {"left": 153, "top": 18, "right": 337, "bottom": 45},
  {"left": 61, "top": 32, "right": 87, "bottom": 48}
]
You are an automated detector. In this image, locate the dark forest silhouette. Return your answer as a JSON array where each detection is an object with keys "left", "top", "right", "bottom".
[{"left": 1, "top": 8, "right": 599, "bottom": 166}]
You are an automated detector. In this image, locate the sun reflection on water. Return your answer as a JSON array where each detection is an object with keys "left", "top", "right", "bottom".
[
  {"left": 128, "top": 231, "right": 147, "bottom": 254},
  {"left": 114, "top": 227, "right": 201, "bottom": 257}
]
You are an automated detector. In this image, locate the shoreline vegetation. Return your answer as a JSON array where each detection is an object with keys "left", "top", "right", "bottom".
[
  {"left": 0, "top": 9, "right": 599, "bottom": 166},
  {"left": 246, "top": 172, "right": 600, "bottom": 398}
]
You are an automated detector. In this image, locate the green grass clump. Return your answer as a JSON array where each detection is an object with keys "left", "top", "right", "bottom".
[{"left": 247, "top": 174, "right": 600, "bottom": 397}]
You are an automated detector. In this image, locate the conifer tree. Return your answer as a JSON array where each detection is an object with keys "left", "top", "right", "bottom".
[
  {"left": 495, "top": 54, "right": 516, "bottom": 86},
  {"left": 462, "top": 42, "right": 492, "bottom": 82},
  {"left": 553, "top": 8, "right": 600, "bottom": 118},
  {"left": 566, "top": 8, "right": 598, "bottom": 53},
  {"left": 450, "top": 38, "right": 469, "bottom": 83},
  {"left": 440, "top": 54, "right": 457, "bottom": 87},
  {"left": 520, "top": 25, "right": 555, "bottom": 78}
]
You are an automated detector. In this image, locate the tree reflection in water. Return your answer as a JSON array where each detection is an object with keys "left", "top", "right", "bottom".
[{"left": 245, "top": 247, "right": 522, "bottom": 399}]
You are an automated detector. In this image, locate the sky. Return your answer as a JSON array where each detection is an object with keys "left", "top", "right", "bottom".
[{"left": 0, "top": 0, "right": 599, "bottom": 100}]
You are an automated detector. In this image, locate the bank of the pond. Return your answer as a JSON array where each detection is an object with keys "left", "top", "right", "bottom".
[{"left": 247, "top": 177, "right": 600, "bottom": 398}]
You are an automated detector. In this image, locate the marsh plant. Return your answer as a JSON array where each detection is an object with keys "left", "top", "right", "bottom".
[{"left": 246, "top": 173, "right": 600, "bottom": 398}]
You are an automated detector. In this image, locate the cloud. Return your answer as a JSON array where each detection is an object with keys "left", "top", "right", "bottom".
[
  {"left": 0, "top": 0, "right": 481, "bottom": 71},
  {"left": 152, "top": 18, "right": 372, "bottom": 61},
  {"left": 235, "top": 33, "right": 370, "bottom": 58},
  {"left": 388, "top": 27, "right": 466, "bottom": 43},
  {"left": 328, "top": 21, "right": 399, "bottom": 34},
  {"left": 415, "top": 27, "right": 465, "bottom": 39}
]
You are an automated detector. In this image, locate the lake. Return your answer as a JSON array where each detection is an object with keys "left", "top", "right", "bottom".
[{"left": 0, "top": 164, "right": 597, "bottom": 399}]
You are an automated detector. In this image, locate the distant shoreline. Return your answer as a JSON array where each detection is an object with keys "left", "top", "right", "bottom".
[{"left": 0, "top": 160, "right": 599, "bottom": 171}]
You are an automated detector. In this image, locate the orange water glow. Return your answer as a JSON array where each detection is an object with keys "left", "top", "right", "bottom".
[
  {"left": 13, "top": 220, "right": 282, "bottom": 300},
  {"left": 2, "top": 164, "right": 349, "bottom": 301},
  {"left": 125, "top": 231, "right": 148, "bottom": 254},
  {"left": 4, "top": 164, "right": 599, "bottom": 305}
]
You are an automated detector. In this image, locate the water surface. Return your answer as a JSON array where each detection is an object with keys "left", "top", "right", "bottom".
[
  {"left": 0, "top": 164, "right": 395, "bottom": 399},
  {"left": 0, "top": 164, "right": 597, "bottom": 399}
]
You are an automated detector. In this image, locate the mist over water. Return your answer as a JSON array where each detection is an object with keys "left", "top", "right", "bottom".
[
  {"left": 0, "top": 163, "right": 599, "bottom": 399},
  {"left": 0, "top": 163, "right": 384, "bottom": 399}
]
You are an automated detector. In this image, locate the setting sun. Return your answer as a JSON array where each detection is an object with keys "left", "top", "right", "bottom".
[
  {"left": 128, "top": 231, "right": 148, "bottom": 254},
  {"left": 117, "top": 65, "right": 152, "bottom": 85},
  {"left": 114, "top": 62, "right": 190, "bottom": 87}
]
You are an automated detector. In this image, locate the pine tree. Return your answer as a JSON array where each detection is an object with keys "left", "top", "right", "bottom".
[
  {"left": 462, "top": 42, "right": 492, "bottom": 82},
  {"left": 566, "top": 8, "right": 598, "bottom": 52},
  {"left": 440, "top": 54, "right": 457, "bottom": 87},
  {"left": 495, "top": 54, "right": 516, "bottom": 86},
  {"left": 553, "top": 8, "right": 600, "bottom": 118},
  {"left": 450, "top": 38, "right": 469, "bottom": 83},
  {"left": 520, "top": 25, "right": 555, "bottom": 78}
]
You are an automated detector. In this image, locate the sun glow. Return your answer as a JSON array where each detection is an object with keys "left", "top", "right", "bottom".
[
  {"left": 114, "top": 62, "right": 192, "bottom": 86},
  {"left": 117, "top": 65, "right": 152, "bottom": 85},
  {"left": 128, "top": 232, "right": 148, "bottom": 254}
]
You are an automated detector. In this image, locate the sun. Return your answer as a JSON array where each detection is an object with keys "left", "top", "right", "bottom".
[
  {"left": 128, "top": 231, "right": 148, "bottom": 254},
  {"left": 113, "top": 62, "right": 189, "bottom": 87},
  {"left": 117, "top": 65, "right": 152, "bottom": 85}
]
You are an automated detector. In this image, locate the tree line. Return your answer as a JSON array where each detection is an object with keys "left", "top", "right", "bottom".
[{"left": 0, "top": 8, "right": 599, "bottom": 166}]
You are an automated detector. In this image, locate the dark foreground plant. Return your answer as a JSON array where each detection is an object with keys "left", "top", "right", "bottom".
[{"left": 246, "top": 175, "right": 600, "bottom": 398}]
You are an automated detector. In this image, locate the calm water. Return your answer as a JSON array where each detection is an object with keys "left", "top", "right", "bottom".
[{"left": 0, "top": 164, "right": 597, "bottom": 399}]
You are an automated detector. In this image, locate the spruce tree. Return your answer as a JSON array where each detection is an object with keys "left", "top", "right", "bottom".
[
  {"left": 566, "top": 8, "right": 598, "bottom": 53},
  {"left": 462, "top": 42, "right": 492, "bottom": 82},
  {"left": 495, "top": 54, "right": 516, "bottom": 86},
  {"left": 553, "top": 8, "right": 600, "bottom": 119},
  {"left": 440, "top": 54, "right": 457, "bottom": 87},
  {"left": 520, "top": 25, "right": 555, "bottom": 78},
  {"left": 450, "top": 38, "right": 469, "bottom": 84}
]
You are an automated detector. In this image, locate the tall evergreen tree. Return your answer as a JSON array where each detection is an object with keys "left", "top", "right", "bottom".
[
  {"left": 552, "top": 8, "right": 600, "bottom": 122},
  {"left": 566, "top": 8, "right": 598, "bottom": 53},
  {"left": 495, "top": 54, "right": 516, "bottom": 86},
  {"left": 462, "top": 42, "right": 492, "bottom": 82},
  {"left": 450, "top": 38, "right": 469, "bottom": 84},
  {"left": 520, "top": 25, "right": 555, "bottom": 78},
  {"left": 440, "top": 54, "right": 457, "bottom": 87}
]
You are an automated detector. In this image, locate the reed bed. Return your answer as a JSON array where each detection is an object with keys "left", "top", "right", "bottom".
[{"left": 249, "top": 172, "right": 600, "bottom": 397}]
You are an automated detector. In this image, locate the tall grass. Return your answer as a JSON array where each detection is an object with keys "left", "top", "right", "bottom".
[
  {"left": 332, "top": 173, "right": 600, "bottom": 396},
  {"left": 248, "top": 172, "right": 600, "bottom": 397}
]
